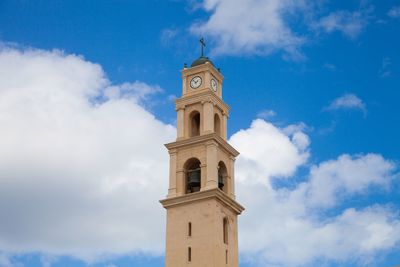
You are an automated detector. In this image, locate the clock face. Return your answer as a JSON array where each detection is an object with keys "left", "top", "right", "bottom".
[
  {"left": 210, "top": 78, "right": 218, "bottom": 92},
  {"left": 190, "top": 76, "right": 202, "bottom": 89}
]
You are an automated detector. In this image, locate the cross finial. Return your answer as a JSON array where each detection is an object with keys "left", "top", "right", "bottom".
[{"left": 199, "top": 37, "right": 206, "bottom": 57}]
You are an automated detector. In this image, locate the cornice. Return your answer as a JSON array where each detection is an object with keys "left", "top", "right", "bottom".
[
  {"left": 175, "top": 90, "right": 230, "bottom": 116},
  {"left": 160, "top": 188, "right": 245, "bottom": 215},
  {"left": 181, "top": 62, "right": 224, "bottom": 82},
  {"left": 165, "top": 133, "right": 239, "bottom": 157}
]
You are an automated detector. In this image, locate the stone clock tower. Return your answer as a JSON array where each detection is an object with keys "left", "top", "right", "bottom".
[{"left": 160, "top": 40, "right": 244, "bottom": 267}]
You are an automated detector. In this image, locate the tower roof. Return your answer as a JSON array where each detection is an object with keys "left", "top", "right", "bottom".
[
  {"left": 190, "top": 37, "right": 215, "bottom": 68},
  {"left": 190, "top": 56, "right": 214, "bottom": 67}
]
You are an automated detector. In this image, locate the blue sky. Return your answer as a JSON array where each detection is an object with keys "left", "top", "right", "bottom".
[{"left": 0, "top": 0, "right": 399, "bottom": 267}]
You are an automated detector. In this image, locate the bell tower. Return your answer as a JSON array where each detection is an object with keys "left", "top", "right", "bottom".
[{"left": 160, "top": 40, "right": 244, "bottom": 267}]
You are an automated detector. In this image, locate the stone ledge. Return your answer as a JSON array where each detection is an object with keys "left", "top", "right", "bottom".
[
  {"left": 165, "top": 133, "right": 239, "bottom": 157},
  {"left": 175, "top": 90, "right": 230, "bottom": 116},
  {"left": 160, "top": 188, "right": 245, "bottom": 215},
  {"left": 181, "top": 62, "right": 224, "bottom": 81}
]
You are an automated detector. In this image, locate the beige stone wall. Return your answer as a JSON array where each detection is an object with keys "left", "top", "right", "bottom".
[
  {"left": 162, "top": 62, "right": 243, "bottom": 267},
  {"left": 177, "top": 100, "right": 227, "bottom": 141},
  {"left": 169, "top": 140, "right": 234, "bottom": 197},
  {"left": 181, "top": 63, "right": 224, "bottom": 98},
  {"left": 165, "top": 197, "right": 239, "bottom": 267}
]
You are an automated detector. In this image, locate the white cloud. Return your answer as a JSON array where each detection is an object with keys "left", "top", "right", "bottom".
[
  {"left": 301, "top": 154, "right": 395, "bottom": 208},
  {"left": 0, "top": 45, "right": 399, "bottom": 267},
  {"left": 314, "top": 10, "right": 368, "bottom": 39},
  {"left": 257, "top": 109, "right": 276, "bottom": 119},
  {"left": 190, "top": 0, "right": 306, "bottom": 58},
  {"left": 40, "top": 255, "right": 58, "bottom": 267},
  {"left": 230, "top": 119, "right": 310, "bottom": 184},
  {"left": 325, "top": 93, "right": 366, "bottom": 113},
  {"left": 231, "top": 123, "right": 399, "bottom": 266},
  {"left": 188, "top": 0, "right": 370, "bottom": 57},
  {"left": 0, "top": 254, "right": 14, "bottom": 267},
  {"left": 388, "top": 6, "right": 400, "bottom": 18},
  {"left": 160, "top": 28, "right": 179, "bottom": 46},
  {"left": 0, "top": 46, "right": 175, "bottom": 261},
  {"left": 379, "top": 57, "right": 392, "bottom": 78}
]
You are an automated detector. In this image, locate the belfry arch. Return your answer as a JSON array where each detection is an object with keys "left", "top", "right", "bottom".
[
  {"left": 184, "top": 158, "right": 202, "bottom": 194},
  {"left": 218, "top": 161, "right": 228, "bottom": 194},
  {"left": 189, "top": 110, "right": 201, "bottom": 137}
]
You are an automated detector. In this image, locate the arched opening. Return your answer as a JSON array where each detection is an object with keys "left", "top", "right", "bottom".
[
  {"left": 218, "top": 161, "right": 228, "bottom": 193},
  {"left": 214, "top": 113, "right": 221, "bottom": 136},
  {"left": 189, "top": 111, "right": 200, "bottom": 137},
  {"left": 184, "top": 158, "right": 201, "bottom": 194}
]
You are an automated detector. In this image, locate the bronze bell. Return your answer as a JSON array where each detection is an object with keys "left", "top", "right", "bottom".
[
  {"left": 188, "top": 168, "right": 201, "bottom": 190},
  {"left": 218, "top": 173, "right": 224, "bottom": 189}
]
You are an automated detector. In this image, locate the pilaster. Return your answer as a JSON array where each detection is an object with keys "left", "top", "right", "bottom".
[
  {"left": 222, "top": 112, "right": 228, "bottom": 140},
  {"left": 229, "top": 155, "right": 236, "bottom": 199},
  {"left": 176, "top": 169, "right": 185, "bottom": 196},
  {"left": 167, "top": 149, "right": 177, "bottom": 198},
  {"left": 205, "top": 141, "right": 218, "bottom": 189},
  {"left": 202, "top": 100, "right": 214, "bottom": 134},
  {"left": 176, "top": 106, "right": 185, "bottom": 140}
]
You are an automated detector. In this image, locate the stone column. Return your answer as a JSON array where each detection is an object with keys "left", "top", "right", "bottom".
[
  {"left": 200, "top": 163, "right": 207, "bottom": 190},
  {"left": 222, "top": 112, "right": 228, "bottom": 140},
  {"left": 203, "top": 100, "right": 214, "bottom": 134},
  {"left": 205, "top": 141, "right": 218, "bottom": 189},
  {"left": 225, "top": 175, "right": 231, "bottom": 195},
  {"left": 182, "top": 76, "right": 186, "bottom": 95},
  {"left": 176, "top": 169, "right": 185, "bottom": 196},
  {"left": 167, "top": 150, "right": 177, "bottom": 198},
  {"left": 229, "top": 155, "right": 236, "bottom": 199},
  {"left": 176, "top": 106, "right": 185, "bottom": 140},
  {"left": 204, "top": 68, "right": 211, "bottom": 88}
]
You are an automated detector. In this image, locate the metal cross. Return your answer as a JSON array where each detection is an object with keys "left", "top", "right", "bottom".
[{"left": 200, "top": 38, "right": 206, "bottom": 57}]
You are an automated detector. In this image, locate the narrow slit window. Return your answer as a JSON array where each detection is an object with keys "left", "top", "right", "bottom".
[
  {"left": 188, "top": 247, "right": 192, "bottom": 262},
  {"left": 226, "top": 250, "right": 228, "bottom": 264},
  {"left": 188, "top": 222, "right": 192, "bottom": 237},
  {"left": 223, "top": 217, "right": 228, "bottom": 244}
]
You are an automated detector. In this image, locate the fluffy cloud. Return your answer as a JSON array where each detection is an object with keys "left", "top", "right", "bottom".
[
  {"left": 0, "top": 45, "right": 399, "bottom": 267},
  {"left": 301, "top": 154, "right": 395, "bottom": 208},
  {"left": 189, "top": 0, "right": 370, "bottom": 57},
  {"left": 325, "top": 93, "right": 366, "bottom": 113},
  {"left": 230, "top": 119, "right": 309, "bottom": 184},
  {"left": 313, "top": 10, "right": 369, "bottom": 39},
  {"left": 388, "top": 6, "right": 400, "bottom": 18},
  {"left": 190, "top": 0, "right": 306, "bottom": 57},
  {"left": 232, "top": 126, "right": 399, "bottom": 266},
  {"left": 379, "top": 57, "right": 392, "bottom": 78},
  {"left": 0, "top": 253, "right": 13, "bottom": 267},
  {"left": 0, "top": 46, "right": 175, "bottom": 261},
  {"left": 257, "top": 109, "right": 276, "bottom": 119}
]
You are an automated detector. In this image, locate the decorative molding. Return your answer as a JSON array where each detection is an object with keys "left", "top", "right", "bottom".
[
  {"left": 175, "top": 90, "right": 230, "bottom": 116},
  {"left": 181, "top": 63, "right": 224, "bottom": 82},
  {"left": 175, "top": 105, "right": 185, "bottom": 111},
  {"left": 165, "top": 133, "right": 239, "bottom": 157},
  {"left": 160, "top": 188, "right": 244, "bottom": 215}
]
